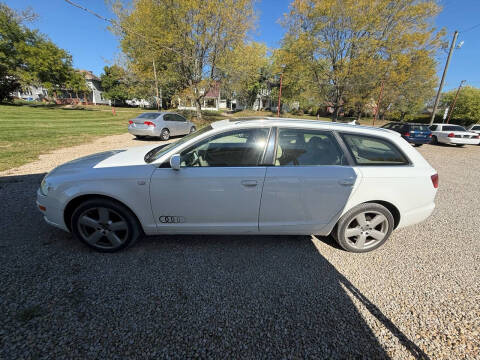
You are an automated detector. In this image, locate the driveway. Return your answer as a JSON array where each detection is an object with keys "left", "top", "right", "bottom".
[{"left": 0, "top": 137, "right": 479, "bottom": 359}]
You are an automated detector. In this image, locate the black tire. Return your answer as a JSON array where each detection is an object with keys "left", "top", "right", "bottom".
[
  {"left": 414, "top": 143, "right": 423, "bottom": 147},
  {"left": 70, "top": 198, "right": 142, "bottom": 253},
  {"left": 160, "top": 128, "right": 170, "bottom": 141},
  {"left": 334, "top": 203, "right": 394, "bottom": 253},
  {"left": 189, "top": 126, "right": 197, "bottom": 133},
  {"left": 431, "top": 135, "right": 438, "bottom": 145}
]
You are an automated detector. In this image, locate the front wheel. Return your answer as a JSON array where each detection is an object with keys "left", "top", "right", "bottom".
[
  {"left": 160, "top": 128, "right": 170, "bottom": 141},
  {"left": 334, "top": 203, "right": 394, "bottom": 253},
  {"left": 71, "top": 198, "right": 142, "bottom": 252}
]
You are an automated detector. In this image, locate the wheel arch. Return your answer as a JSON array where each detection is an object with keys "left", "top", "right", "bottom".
[
  {"left": 63, "top": 194, "right": 144, "bottom": 233},
  {"left": 364, "top": 200, "right": 401, "bottom": 229}
]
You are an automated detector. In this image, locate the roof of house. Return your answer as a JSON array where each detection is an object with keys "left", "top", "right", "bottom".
[
  {"left": 78, "top": 70, "right": 100, "bottom": 81},
  {"left": 204, "top": 82, "right": 220, "bottom": 98}
]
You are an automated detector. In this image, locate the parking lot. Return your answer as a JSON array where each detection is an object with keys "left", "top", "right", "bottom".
[{"left": 0, "top": 140, "right": 479, "bottom": 359}]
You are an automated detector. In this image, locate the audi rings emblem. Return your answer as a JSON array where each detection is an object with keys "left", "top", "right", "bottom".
[{"left": 159, "top": 216, "right": 186, "bottom": 224}]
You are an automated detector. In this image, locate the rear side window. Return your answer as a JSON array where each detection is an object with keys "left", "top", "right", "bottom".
[
  {"left": 341, "top": 134, "right": 409, "bottom": 166},
  {"left": 275, "top": 128, "right": 347, "bottom": 166}
]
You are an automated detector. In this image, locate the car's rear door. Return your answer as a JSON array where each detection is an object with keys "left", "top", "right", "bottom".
[
  {"left": 149, "top": 127, "right": 271, "bottom": 233},
  {"left": 259, "top": 128, "right": 357, "bottom": 235},
  {"left": 174, "top": 114, "right": 190, "bottom": 134}
]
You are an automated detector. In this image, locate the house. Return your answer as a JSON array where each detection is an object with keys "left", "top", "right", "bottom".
[
  {"left": 77, "top": 70, "right": 109, "bottom": 105},
  {"left": 12, "top": 85, "right": 48, "bottom": 101},
  {"left": 177, "top": 82, "right": 227, "bottom": 111}
]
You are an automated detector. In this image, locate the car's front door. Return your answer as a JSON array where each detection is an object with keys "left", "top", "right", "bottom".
[
  {"left": 163, "top": 114, "right": 180, "bottom": 135},
  {"left": 259, "top": 128, "right": 357, "bottom": 234},
  {"left": 150, "top": 127, "right": 271, "bottom": 233}
]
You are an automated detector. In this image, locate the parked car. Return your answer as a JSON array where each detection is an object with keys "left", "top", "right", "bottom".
[
  {"left": 37, "top": 118, "right": 438, "bottom": 253},
  {"left": 381, "top": 122, "right": 432, "bottom": 146},
  {"left": 466, "top": 124, "right": 480, "bottom": 142},
  {"left": 429, "top": 123, "right": 480, "bottom": 147},
  {"left": 128, "top": 112, "right": 196, "bottom": 140}
]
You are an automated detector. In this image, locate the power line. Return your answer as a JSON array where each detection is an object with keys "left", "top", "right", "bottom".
[{"left": 460, "top": 22, "right": 480, "bottom": 34}]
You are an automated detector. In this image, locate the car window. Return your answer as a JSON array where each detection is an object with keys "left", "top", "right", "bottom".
[
  {"left": 138, "top": 113, "right": 161, "bottom": 119},
  {"left": 443, "top": 125, "right": 466, "bottom": 132},
  {"left": 163, "top": 114, "right": 173, "bottom": 121},
  {"left": 472, "top": 125, "right": 480, "bottom": 130},
  {"left": 275, "top": 128, "right": 346, "bottom": 166},
  {"left": 341, "top": 133, "right": 409, "bottom": 166},
  {"left": 180, "top": 128, "right": 269, "bottom": 167},
  {"left": 410, "top": 125, "right": 430, "bottom": 132},
  {"left": 382, "top": 123, "right": 392, "bottom": 129},
  {"left": 174, "top": 114, "right": 187, "bottom": 122},
  {"left": 429, "top": 125, "right": 438, "bottom": 131}
]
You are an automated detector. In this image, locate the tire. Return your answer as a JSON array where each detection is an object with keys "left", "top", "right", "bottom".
[
  {"left": 189, "top": 126, "right": 196, "bottom": 134},
  {"left": 334, "top": 203, "right": 394, "bottom": 253},
  {"left": 414, "top": 144, "right": 423, "bottom": 147},
  {"left": 431, "top": 136, "right": 438, "bottom": 145},
  {"left": 160, "top": 128, "right": 170, "bottom": 141},
  {"left": 71, "top": 198, "right": 142, "bottom": 253}
]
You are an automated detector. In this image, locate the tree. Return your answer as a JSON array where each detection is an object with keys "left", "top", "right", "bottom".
[
  {"left": 0, "top": 3, "right": 74, "bottom": 101},
  {"left": 280, "top": 0, "right": 444, "bottom": 120},
  {"left": 66, "top": 70, "right": 89, "bottom": 99},
  {"left": 440, "top": 86, "right": 480, "bottom": 125},
  {"left": 112, "top": 0, "right": 255, "bottom": 119},
  {"left": 100, "top": 65, "right": 130, "bottom": 105}
]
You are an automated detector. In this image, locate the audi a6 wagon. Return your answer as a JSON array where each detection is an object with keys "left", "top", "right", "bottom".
[{"left": 37, "top": 118, "right": 438, "bottom": 253}]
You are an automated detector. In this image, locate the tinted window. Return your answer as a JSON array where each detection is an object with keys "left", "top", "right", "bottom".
[
  {"left": 472, "top": 125, "right": 480, "bottom": 130},
  {"left": 275, "top": 129, "right": 346, "bottom": 166},
  {"left": 163, "top": 114, "right": 173, "bottom": 121},
  {"left": 382, "top": 123, "right": 393, "bottom": 129},
  {"left": 341, "top": 134, "right": 409, "bottom": 165},
  {"left": 174, "top": 114, "right": 187, "bottom": 122},
  {"left": 443, "top": 125, "right": 466, "bottom": 132},
  {"left": 180, "top": 128, "right": 269, "bottom": 167},
  {"left": 410, "top": 125, "right": 430, "bottom": 132},
  {"left": 138, "top": 113, "right": 161, "bottom": 119},
  {"left": 429, "top": 125, "right": 437, "bottom": 131}
]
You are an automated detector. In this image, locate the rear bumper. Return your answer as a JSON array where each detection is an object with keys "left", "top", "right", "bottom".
[
  {"left": 442, "top": 137, "right": 480, "bottom": 145},
  {"left": 128, "top": 126, "right": 158, "bottom": 137},
  {"left": 404, "top": 137, "right": 431, "bottom": 144},
  {"left": 397, "top": 202, "right": 435, "bottom": 229}
]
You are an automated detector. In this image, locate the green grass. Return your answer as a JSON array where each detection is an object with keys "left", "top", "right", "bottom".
[
  {"left": 0, "top": 104, "right": 149, "bottom": 171},
  {"left": 0, "top": 103, "right": 385, "bottom": 172}
]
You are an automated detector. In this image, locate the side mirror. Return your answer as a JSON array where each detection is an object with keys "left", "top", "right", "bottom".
[{"left": 170, "top": 154, "right": 181, "bottom": 170}]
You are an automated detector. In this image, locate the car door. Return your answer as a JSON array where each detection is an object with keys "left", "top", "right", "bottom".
[
  {"left": 259, "top": 128, "right": 358, "bottom": 235},
  {"left": 174, "top": 114, "right": 190, "bottom": 134},
  {"left": 149, "top": 127, "right": 271, "bottom": 234},
  {"left": 163, "top": 114, "right": 180, "bottom": 135}
]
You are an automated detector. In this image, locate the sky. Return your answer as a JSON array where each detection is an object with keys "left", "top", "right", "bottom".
[{"left": 4, "top": 0, "right": 480, "bottom": 91}]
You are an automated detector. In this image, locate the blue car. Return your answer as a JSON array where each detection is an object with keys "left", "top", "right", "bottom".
[{"left": 381, "top": 122, "right": 432, "bottom": 147}]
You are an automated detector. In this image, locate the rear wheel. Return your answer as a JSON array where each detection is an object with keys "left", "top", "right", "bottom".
[
  {"left": 335, "top": 203, "right": 394, "bottom": 253},
  {"left": 160, "top": 128, "right": 170, "bottom": 141},
  {"left": 71, "top": 198, "right": 142, "bottom": 252},
  {"left": 431, "top": 135, "right": 438, "bottom": 145}
]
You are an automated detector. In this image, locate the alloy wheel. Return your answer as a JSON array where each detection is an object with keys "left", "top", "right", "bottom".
[
  {"left": 77, "top": 207, "right": 129, "bottom": 250},
  {"left": 344, "top": 211, "right": 389, "bottom": 250}
]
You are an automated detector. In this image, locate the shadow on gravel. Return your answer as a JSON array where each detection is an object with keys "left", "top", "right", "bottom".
[{"left": 0, "top": 173, "right": 428, "bottom": 359}]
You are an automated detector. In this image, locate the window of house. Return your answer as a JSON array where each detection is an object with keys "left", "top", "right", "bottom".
[
  {"left": 180, "top": 128, "right": 269, "bottom": 167},
  {"left": 341, "top": 133, "right": 409, "bottom": 165},
  {"left": 275, "top": 128, "right": 346, "bottom": 166},
  {"left": 206, "top": 98, "right": 216, "bottom": 107}
]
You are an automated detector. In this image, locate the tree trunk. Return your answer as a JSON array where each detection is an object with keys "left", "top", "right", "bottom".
[
  {"left": 195, "top": 98, "right": 203, "bottom": 120},
  {"left": 332, "top": 105, "right": 341, "bottom": 122}
]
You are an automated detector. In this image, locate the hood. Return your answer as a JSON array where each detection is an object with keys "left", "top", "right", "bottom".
[{"left": 48, "top": 144, "right": 159, "bottom": 177}]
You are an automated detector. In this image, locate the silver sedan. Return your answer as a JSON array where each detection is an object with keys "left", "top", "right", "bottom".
[{"left": 128, "top": 112, "right": 196, "bottom": 140}]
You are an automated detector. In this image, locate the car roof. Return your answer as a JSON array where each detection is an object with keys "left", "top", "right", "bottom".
[{"left": 211, "top": 117, "right": 395, "bottom": 136}]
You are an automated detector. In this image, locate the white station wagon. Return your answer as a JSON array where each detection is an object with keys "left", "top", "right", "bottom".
[{"left": 37, "top": 118, "right": 438, "bottom": 253}]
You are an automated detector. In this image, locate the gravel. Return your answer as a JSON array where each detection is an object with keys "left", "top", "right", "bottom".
[{"left": 0, "top": 139, "right": 479, "bottom": 359}]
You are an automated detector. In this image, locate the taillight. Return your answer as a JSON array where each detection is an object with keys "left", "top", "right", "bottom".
[
  {"left": 431, "top": 173, "right": 439, "bottom": 189},
  {"left": 128, "top": 120, "right": 133, "bottom": 124},
  {"left": 144, "top": 121, "right": 156, "bottom": 127},
  {"left": 428, "top": 133, "right": 432, "bottom": 138},
  {"left": 474, "top": 135, "right": 480, "bottom": 139},
  {"left": 448, "top": 133, "right": 455, "bottom": 138},
  {"left": 404, "top": 132, "right": 411, "bottom": 137}
]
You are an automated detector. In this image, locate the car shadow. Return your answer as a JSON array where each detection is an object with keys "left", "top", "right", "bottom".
[{"left": 0, "top": 172, "right": 429, "bottom": 359}]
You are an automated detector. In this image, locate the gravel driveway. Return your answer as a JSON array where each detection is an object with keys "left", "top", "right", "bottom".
[{"left": 0, "top": 137, "right": 479, "bottom": 359}]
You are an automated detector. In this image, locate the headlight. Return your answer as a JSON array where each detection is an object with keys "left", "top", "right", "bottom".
[{"left": 40, "top": 178, "right": 50, "bottom": 196}]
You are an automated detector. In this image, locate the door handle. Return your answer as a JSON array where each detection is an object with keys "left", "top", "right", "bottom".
[
  {"left": 339, "top": 178, "right": 355, "bottom": 186},
  {"left": 241, "top": 180, "right": 258, "bottom": 187}
]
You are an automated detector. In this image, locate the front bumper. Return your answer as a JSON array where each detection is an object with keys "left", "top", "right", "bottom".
[{"left": 36, "top": 189, "right": 69, "bottom": 232}]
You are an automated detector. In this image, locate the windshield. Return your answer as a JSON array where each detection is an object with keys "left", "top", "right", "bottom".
[
  {"left": 144, "top": 125, "right": 213, "bottom": 163},
  {"left": 137, "top": 113, "right": 161, "bottom": 119},
  {"left": 443, "top": 125, "right": 466, "bottom": 132}
]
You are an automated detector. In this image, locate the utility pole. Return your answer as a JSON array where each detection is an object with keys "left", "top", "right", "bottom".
[
  {"left": 373, "top": 80, "right": 385, "bottom": 126},
  {"left": 446, "top": 80, "right": 466, "bottom": 124},
  {"left": 152, "top": 59, "right": 160, "bottom": 110},
  {"left": 430, "top": 30, "right": 458, "bottom": 125},
  {"left": 277, "top": 72, "right": 284, "bottom": 117}
]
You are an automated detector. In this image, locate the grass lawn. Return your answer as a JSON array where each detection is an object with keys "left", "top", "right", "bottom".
[{"left": 0, "top": 103, "right": 386, "bottom": 172}]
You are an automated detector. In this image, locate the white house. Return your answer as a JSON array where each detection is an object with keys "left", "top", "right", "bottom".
[{"left": 13, "top": 85, "right": 48, "bottom": 101}]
